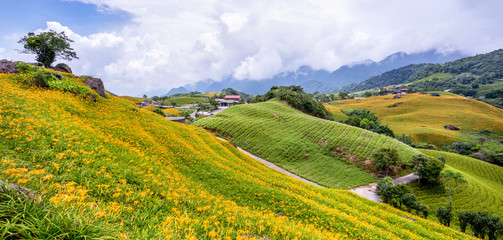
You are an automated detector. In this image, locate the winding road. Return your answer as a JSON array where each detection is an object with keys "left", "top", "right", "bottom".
[{"left": 216, "top": 137, "right": 419, "bottom": 202}]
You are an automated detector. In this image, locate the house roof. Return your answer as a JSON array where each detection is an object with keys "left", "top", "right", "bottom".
[{"left": 225, "top": 95, "right": 241, "bottom": 99}]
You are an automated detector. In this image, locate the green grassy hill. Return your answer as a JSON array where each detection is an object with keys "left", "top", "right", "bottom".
[
  {"left": 194, "top": 99, "right": 420, "bottom": 188},
  {"left": 0, "top": 70, "right": 474, "bottom": 239},
  {"left": 410, "top": 150, "right": 503, "bottom": 230}
]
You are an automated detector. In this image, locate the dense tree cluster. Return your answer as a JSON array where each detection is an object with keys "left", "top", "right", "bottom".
[
  {"left": 341, "top": 109, "right": 395, "bottom": 137},
  {"left": 376, "top": 177, "right": 429, "bottom": 218},
  {"left": 457, "top": 211, "right": 503, "bottom": 240}
]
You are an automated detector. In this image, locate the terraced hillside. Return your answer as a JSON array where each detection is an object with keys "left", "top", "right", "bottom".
[
  {"left": 194, "top": 99, "right": 420, "bottom": 188},
  {"left": 0, "top": 71, "right": 473, "bottom": 239},
  {"left": 327, "top": 93, "right": 503, "bottom": 145},
  {"left": 410, "top": 150, "right": 503, "bottom": 228}
]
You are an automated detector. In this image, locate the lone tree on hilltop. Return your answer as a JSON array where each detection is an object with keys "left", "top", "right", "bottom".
[{"left": 18, "top": 30, "right": 78, "bottom": 68}]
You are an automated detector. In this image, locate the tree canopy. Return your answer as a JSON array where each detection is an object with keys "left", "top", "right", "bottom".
[
  {"left": 252, "top": 86, "right": 333, "bottom": 120},
  {"left": 440, "top": 169, "right": 467, "bottom": 206},
  {"left": 18, "top": 30, "right": 78, "bottom": 68}
]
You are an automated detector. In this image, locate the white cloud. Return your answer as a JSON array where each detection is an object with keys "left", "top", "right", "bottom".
[
  {"left": 10, "top": 0, "right": 503, "bottom": 95},
  {"left": 233, "top": 49, "right": 282, "bottom": 80},
  {"left": 220, "top": 13, "right": 249, "bottom": 33}
]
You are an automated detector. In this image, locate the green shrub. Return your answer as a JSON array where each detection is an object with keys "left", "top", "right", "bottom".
[
  {"left": 376, "top": 177, "right": 394, "bottom": 204},
  {"left": 410, "top": 154, "right": 444, "bottom": 185},
  {"left": 457, "top": 211, "right": 474, "bottom": 233},
  {"left": 342, "top": 109, "right": 395, "bottom": 137},
  {"left": 32, "top": 70, "right": 51, "bottom": 88},
  {"left": 397, "top": 134, "right": 413, "bottom": 145},
  {"left": 416, "top": 203, "right": 429, "bottom": 218},
  {"left": 16, "top": 62, "right": 40, "bottom": 74},
  {"left": 47, "top": 79, "right": 91, "bottom": 95},
  {"left": 371, "top": 148, "right": 400, "bottom": 175},
  {"left": 436, "top": 204, "right": 453, "bottom": 227},
  {"left": 152, "top": 108, "right": 165, "bottom": 117},
  {"left": 400, "top": 193, "right": 418, "bottom": 212}
]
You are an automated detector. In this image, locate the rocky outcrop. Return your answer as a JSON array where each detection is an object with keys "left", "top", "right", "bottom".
[
  {"left": 444, "top": 125, "right": 460, "bottom": 131},
  {"left": 0, "top": 59, "right": 19, "bottom": 74},
  {"left": 84, "top": 77, "right": 107, "bottom": 98},
  {"left": 53, "top": 63, "right": 72, "bottom": 73}
]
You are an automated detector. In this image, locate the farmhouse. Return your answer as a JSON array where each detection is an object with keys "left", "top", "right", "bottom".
[
  {"left": 216, "top": 95, "right": 241, "bottom": 106},
  {"left": 225, "top": 95, "right": 241, "bottom": 101}
]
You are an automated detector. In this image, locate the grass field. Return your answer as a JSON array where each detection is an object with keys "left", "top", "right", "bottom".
[
  {"left": 194, "top": 99, "right": 420, "bottom": 188},
  {"left": 409, "top": 149, "right": 503, "bottom": 231},
  {"left": 327, "top": 93, "right": 503, "bottom": 146},
  {"left": 168, "top": 96, "right": 208, "bottom": 106},
  {"left": 0, "top": 72, "right": 475, "bottom": 239}
]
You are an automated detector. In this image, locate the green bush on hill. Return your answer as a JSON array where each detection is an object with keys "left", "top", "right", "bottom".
[{"left": 251, "top": 85, "right": 333, "bottom": 120}]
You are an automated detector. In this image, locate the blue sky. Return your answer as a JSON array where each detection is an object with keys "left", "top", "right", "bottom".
[
  {"left": 1, "top": 0, "right": 503, "bottom": 96},
  {"left": 0, "top": 0, "right": 129, "bottom": 35}
]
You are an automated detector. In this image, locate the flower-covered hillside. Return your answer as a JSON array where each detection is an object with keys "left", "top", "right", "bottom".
[{"left": 0, "top": 70, "right": 473, "bottom": 239}]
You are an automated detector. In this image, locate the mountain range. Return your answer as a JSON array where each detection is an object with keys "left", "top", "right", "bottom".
[{"left": 160, "top": 49, "right": 466, "bottom": 96}]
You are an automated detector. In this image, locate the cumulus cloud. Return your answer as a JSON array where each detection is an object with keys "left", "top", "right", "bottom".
[{"left": 10, "top": 0, "right": 503, "bottom": 95}]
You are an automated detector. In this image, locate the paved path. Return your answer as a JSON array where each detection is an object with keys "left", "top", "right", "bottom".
[
  {"left": 349, "top": 173, "right": 419, "bottom": 202},
  {"left": 190, "top": 110, "right": 198, "bottom": 119},
  {"left": 216, "top": 137, "right": 323, "bottom": 187}
]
